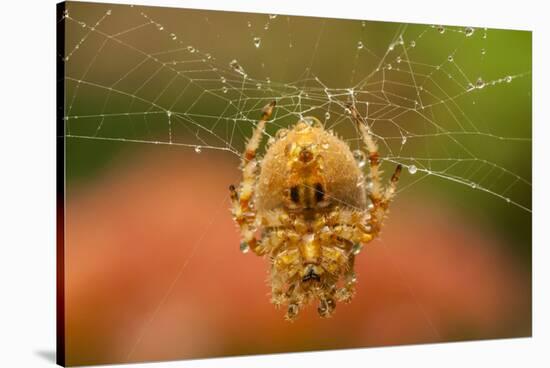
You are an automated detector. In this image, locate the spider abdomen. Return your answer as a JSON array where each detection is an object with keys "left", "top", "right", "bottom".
[{"left": 255, "top": 119, "right": 367, "bottom": 215}]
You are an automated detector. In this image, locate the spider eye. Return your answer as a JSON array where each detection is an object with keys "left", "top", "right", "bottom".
[
  {"left": 314, "top": 183, "right": 325, "bottom": 202},
  {"left": 290, "top": 186, "right": 300, "bottom": 203}
]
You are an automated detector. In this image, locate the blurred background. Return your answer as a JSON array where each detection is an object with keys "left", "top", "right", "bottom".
[{"left": 61, "top": 2, "right": 531, "bottom": 366}]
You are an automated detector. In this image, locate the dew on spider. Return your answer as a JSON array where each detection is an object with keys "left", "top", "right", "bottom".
[{"left": 230, "top": 101, "right": 402, "bottom": 321}]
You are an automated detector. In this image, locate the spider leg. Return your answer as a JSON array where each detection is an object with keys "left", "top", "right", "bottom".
[
  {"left": 229, "top": 101, "right": 276, "bottom": 254},
  {"left": 334, "top": 253, "right": 357, "bottom": 303},
  {"left": 348, "top": 104, "right": 402, "bottom": 237}
]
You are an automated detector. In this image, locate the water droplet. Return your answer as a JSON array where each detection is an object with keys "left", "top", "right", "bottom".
[
  {"left": 166, "top": 111, "right": 172, "bottom": 118},
  {"left": 287, "top": 303, "right": 299, "bottom": 319},
  {"left": 222, "top": 86, "right": 228, "bottom": 93},
  {"left": 253, "top": 36, "right": 261, "bottom": 48},
  {"left": 325, "top": 111, "right": 331, "bottom": 120},
  {"left": 470, "top": 183, "right": 477, "bottom": 189},
  {"left": 247, "top": 21, "right": 252, "bottom": 28},
  {"left": 269, "top": 14, "right": 277, "bottom": 19},
  {"left": 481, "top": 48, "right": 486, "bottom": 55},
  {"left": 303, "top": 116, "right": 322, "bottom": 128},
  {"left": 401, "top": 136, "right": 407, "bottom": 145},
  {"left": 466, "top": 83, "right": 475, "bottom": 92},
  {"left": 352, "top": 243, "right": 363, "bottom": 255},
  {"left": 475, "top": 77, "right": 485, "bottom": 89},
  {"left": 187, "top": 46, "right": 195, "bottom": 53},
  {"left": 353, "top": 150, "right": 367, "bottom": 168},
  {"left": 505, "top": 75, "right": 512, "bottom": 83},
  {"left": 194, "top": 146, "right": 202, "bottom": 153},
  {"left": 266, "top": 77, "right": 271, "bottom": 84},
  {"left": 264, "top": 23, "right": 269, "bottom": 30},
  {"left": 276, "top": 129, "right": 288, "bottom": 139},
  {"left": 240, "top": 241, "right": 250, "bottom": 253},
  {"left": 361, "top": 21, "right": 366, "bottom": 28},
  {"left": 408, "top": 165, "right": 418, "bottom": 175},
  {"left": 437, "top": 25, "right": 445, "bottom": 34},
  {"left": 357, "top": 41, "right": 364, "bottom": 50},
  {"left": 387, "top": 64, "right": 392, "bottom": 70},
  {"left": 220, "top": 76, "right": 226, "bottom": 83},
  {"left": 256, "top": 83, "right": 262, "bottom": 89},
  {"left": 396, "top": 56, "right": 401, "bottom": 63},
  {"left": 170, "top": 33, "right": 177, "bottom": 40},
  {"left": 106, "top": 9, "right": 112, "bottom": 15},
  {"left": 448, "top": 55, "right": 454, "bottom": 62},
  {"left": 229, "top": 59, "right": 247, "bottom": 78},
  {"left": 388, "top": 44, "right": 395, "bottom": 51},
  {"left": 464, "top": 27, "right": 475, "bottom": 37},
  {"left": 409, "top": 40, "right": 416, "bottom": 48}
]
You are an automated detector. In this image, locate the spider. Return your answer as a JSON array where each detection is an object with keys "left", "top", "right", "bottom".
[{"left": 229, "top": 100, "right": 402, "bottom": 321}]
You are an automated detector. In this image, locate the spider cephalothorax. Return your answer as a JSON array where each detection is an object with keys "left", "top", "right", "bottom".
[{"left": 230, "top": 101, "right": 401, "bottom": 321}]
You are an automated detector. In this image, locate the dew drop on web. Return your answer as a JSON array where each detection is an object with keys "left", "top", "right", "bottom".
[
  {"left": 475, "top": 77, "right": 485, "bottom": 89},
  {"left": 229, "top": 59, "right": 247, "bottom": 78},
  {"left": 353, "top": 150, "right": 367, "bottom": 168},
  {"left": 253, "top": 37, "right": 261, "bottom": 48},
  {"left": 276, "top": 129, "right": 288, "bottom": 139},
  {"left": 240, "top": 242, "right": 250, "bottom": 253}
]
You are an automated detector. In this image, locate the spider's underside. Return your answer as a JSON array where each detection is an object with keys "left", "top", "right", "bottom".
[{"left": 230, "top": 101, "right": 401, "bottom": 321}]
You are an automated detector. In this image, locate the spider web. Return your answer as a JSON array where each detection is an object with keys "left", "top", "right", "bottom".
[{"left": 61, "top": 4, "right": 531, "bottom": 211}]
